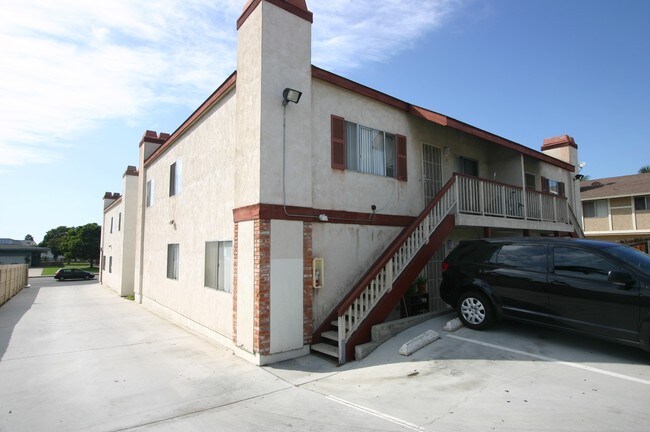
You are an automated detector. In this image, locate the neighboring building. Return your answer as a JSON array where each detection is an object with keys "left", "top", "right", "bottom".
[
  {"left": 102, "top": 0, "right": 583, "bottom": 365},
  {"left": 0, "top": 238, "right": 49, "bottom": 267},
  {"left": 580, "top": 172, "right": 650, "bottom": 252},
  {"left": 100, "top": 166, "right": 139, "bottom": 296}
]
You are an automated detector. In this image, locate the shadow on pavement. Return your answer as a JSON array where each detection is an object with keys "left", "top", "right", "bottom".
[{"left": 0, "top": 283, "right": 40, "bottom": 359}]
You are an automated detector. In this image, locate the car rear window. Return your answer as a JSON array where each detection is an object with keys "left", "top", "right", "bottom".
[{"left": 491, "top": 244, "right": 547, "bottom": 271}]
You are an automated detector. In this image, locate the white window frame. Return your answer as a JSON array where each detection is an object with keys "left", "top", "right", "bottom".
[
  {"left": 205, "top": 241, "right": 232, "bottom": 292},
  {"left": 167, "top": 244, "right": 179, "bottom": 280},
  {"left": 583, "top": 199, "right": 608, "bottom": 218},
  {"left": 146, "top": 179, "right": 154, "bottom": 207},
  {"left": 345, "top": 122, "right": 396, "bottom": 178},
  {"left": 170, "top": 160, "right": 182, "bottom": 197}
]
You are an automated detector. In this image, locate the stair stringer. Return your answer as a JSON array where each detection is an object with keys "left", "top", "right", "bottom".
[{"left": 342, "top": 214, "right": 455, "bottom": 361}]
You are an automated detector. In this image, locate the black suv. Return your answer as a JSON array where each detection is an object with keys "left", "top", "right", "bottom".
[{"left": 440, "top": 237, "right": 650, "bottom": 351}]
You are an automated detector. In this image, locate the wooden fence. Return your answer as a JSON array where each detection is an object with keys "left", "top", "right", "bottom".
[{"left": 0, "top": 264, "right": 29, "bottom": 307}]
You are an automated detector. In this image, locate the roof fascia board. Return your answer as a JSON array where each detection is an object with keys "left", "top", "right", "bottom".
[{"left": 312, "top": 65, "right": 574, "bottom": 172}]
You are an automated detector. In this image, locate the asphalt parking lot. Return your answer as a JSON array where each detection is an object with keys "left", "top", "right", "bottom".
[{"left": 1, "top": 278, "right": 649, "bottom": 431}]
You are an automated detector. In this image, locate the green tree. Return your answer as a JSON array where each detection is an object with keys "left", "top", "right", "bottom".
[
  {"left": 39, "top": 226, "right": 69, "bottom": 259},
  {"left": 61, "top": 223, "right": 101, "bottom": 266},
  {"left": 639, "top": 165, "right": 650, "bottom": 174},
  {"left": 24, "top": 234, "right": 34, "bottom": 242}
]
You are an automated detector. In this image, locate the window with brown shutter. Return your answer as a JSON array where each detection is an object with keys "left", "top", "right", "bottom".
[
  {"left": 541, "top": 177, "right": 549, "bottom": 193},
  {"left": 331, "top": 115, "right": 346, "bottom": 170},
  {"left": 396, "top": 134, "right": 407, "bottom": 181}
]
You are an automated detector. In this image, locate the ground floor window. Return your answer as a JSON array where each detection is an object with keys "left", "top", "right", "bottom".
[
  {"left": 204, "top": 241, "right": 232, "bottom": 292},
  {"left": 167, "top": 244, "right": 179, "bottom": 280},
  {"left": 108, "top": 256, "right": 113, "bottom": 273}
]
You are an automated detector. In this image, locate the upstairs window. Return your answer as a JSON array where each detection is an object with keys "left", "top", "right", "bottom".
[
  {"left": 456, "top": 156, "right": 479, "bottom": 177},
  {"left": 146, "top": 179, "right": 154, "bottom": 207},
  {"left": 583, "top": 200, "right": 608, "bottom": 218},
  {"left": 110, "top": 217, "right": 114, "bottom": 233},
  {"left": 331, "top": 115, "right": 406, "bottom": 180},
  {"left": 525, "top": 173, "right": 536, "bottom": 190},
  {"left": 118, "top": 212, "right": 122, "bottom": 231},
  {"left": 541, "top": 177, "right": 565, "bottom": 196},
  {"left": 170, "top": 161, "right": 182, "bottom": 197},
  {"left": 634, "top": 196, "right": 650, "bottom": 211}
]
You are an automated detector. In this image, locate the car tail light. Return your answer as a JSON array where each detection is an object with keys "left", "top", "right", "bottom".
[{"left": 441, "top": 262, "right": 449, "bottom": 272}]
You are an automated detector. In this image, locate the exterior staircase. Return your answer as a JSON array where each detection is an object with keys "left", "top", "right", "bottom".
[{"left": 311, "top": 177, "right": 459, "bottom": 364}]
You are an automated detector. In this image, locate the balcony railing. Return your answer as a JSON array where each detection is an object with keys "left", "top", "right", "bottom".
[{"left": 455, "top": 173, "right": 568, "bottom": 224}]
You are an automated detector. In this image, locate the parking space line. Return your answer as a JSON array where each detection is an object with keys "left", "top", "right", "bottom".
[
  {"left": 325, "top": 395, "right": 430, "bottom": 431},
  {"left": 447, "top": 334, "right": 650, "bottom": 386}
]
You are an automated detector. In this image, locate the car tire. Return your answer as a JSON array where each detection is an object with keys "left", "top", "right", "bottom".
[
  {"left": 84, "top": 275, "right": 89, "bottom": 280},
  {"left": 457, "top": 291, "right": 494, "bottom": 330},
  {"left": 60, "top": 276, "right": 64, "bottom": 281}
]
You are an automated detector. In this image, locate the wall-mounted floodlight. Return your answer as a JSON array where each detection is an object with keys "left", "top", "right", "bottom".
[{"left": 282, "top": 88, "right": 302, "bottom": 106}]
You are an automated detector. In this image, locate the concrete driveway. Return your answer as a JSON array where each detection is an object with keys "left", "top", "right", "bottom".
[{"left": 1, "top": 278, "right": 649, "bottom": 431}]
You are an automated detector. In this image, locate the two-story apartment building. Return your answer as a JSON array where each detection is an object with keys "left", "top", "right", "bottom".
[
  {"left": 102, "top": 0, "right": 583, "bottom": 365},
  {"left": 100, "top": 166, "right": 139, "bottom": 296},
  {"left": 581, "top": 172, "right": 650, "bottom": 253}
]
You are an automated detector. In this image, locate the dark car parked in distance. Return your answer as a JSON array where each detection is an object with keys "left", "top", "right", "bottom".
[
  {"left": 54, "top": 268, "right": 95, "bottom": 281},
  {"left": 440, "top": 237, "right": 650, "bottom": 351}
]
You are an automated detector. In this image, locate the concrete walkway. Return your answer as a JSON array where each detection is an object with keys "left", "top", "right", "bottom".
[{"left": 2, "top": 278, "right": 649, "bottom": 431}]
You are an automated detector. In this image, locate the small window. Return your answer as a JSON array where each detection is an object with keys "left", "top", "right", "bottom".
[
  {"left": 170, "top": 161, "right": 182, "bottom": 197},
  {"left": 542, "top": 177, "right": 565, "bottom": 196},
  {"left": 118, "top": 212, "right": 122, "bottom": 231},
  {"left": 583, "top": 200, "right": 608, "bottom": 218},
  {"left": 110, "top": 217, "right": 114, "bottom": 234},
  {"left": 101, "top": 256, "right": 106, "bottom": 271},
  {"left": 525, "top": 173, "right": 536, "bottom": 190},
  {"left": 493, "top": 244, "right": 547, "bottom": 272},
  {"left": 456, "top": 156, "right": 479, "bottom": 177},
  {"left": 634, "top": 196, "right": 650, "bottom": 211},
  {"left": 553, "top": 246, "right": 619, "bottom": 282},
  {"left": 146, "top": 179, "right": 154, "bottom": 207},
  {"left": 108, "top": 256, "right": 113, "bottom": 273},
  {"left": 205, "top": 241, "right": 233, "bottom": 292},
  {"left": 167, "top": 244, "right": 179, "bottom": 280}
]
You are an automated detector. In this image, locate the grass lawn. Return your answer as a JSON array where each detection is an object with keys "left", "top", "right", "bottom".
[{"left": 41, "top": 263, "right": 99, "bottom": 276}]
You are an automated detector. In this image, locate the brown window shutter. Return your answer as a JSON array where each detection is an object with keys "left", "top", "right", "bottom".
[
  {"left": 541, "top": 177, "right": 549, "bottom": 193},
  {"left": 559, "top": 182, "right": 566, "bottom": 197},
  {"left": 331, "top": 115, "right": 346, "bottom": 170},
  {"left": 396, "top": 134, "right": 407, "bottom": 181}
]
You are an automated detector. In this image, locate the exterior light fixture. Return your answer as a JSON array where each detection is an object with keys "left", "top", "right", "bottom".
[{"left": 282, "top": 88, "right": 302, "bottom": 106}]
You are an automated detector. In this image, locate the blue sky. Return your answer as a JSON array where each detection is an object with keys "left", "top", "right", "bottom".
[{"left": 1, "top": 0, "right": 648, "bottom": 243}]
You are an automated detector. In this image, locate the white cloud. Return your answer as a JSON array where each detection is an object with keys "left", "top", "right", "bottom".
[
  {"left": 311, "top": 0, "right": 459, "bottom": 71},
  {"left": 0, "top": 0, "right": 459, "bottom": 168}
]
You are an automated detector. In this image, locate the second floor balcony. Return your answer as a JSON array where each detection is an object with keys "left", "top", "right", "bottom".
[{"left": 452, "top": 173, "right": 580, "bottom": 235}]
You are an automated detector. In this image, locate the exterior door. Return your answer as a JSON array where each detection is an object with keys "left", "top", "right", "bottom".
[{"left": 422, "top": 144, "right": 445, "bottom": 312}]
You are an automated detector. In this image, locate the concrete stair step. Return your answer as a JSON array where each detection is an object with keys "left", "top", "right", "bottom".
[
  {"left": 311, "top": 342, "right": 338, "bottom": 359},
  {"left": 321, "top": 330, "right": 338, "bottom": 341}
]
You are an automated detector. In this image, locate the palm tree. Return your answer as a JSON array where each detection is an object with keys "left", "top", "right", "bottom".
[{"left": 639, "top": 165, "right": 650, "bottom": 174}]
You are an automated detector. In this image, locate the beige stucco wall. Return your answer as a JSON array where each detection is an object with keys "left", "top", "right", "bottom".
[
  {"left": 584, "top": 216, "right": 609, "bottom": 232},
  {"left": 311, "top": 223, "right": 401, "bottom": 326},
  {"left": 101, "top": 200, "right": 124, "bottom": 294},
  {"left": 611, "top": 207, "right": 634, "bottom": 231},
  {"left": 637, "top": 210, "right": 650, "bottom": 229},
  {"left": 140, "top": 91, "right": 236, "bottom": 339}
]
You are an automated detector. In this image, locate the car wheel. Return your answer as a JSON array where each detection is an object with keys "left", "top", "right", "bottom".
[
  {"left": 59, "top": 276, "right": 64, "bottom": 281},
  {"left": 84, "top": 275, "right": 90, "bottom": 280},
  {"left": 457, "top": 291, "right": 494, "bottom": 330}
]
